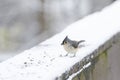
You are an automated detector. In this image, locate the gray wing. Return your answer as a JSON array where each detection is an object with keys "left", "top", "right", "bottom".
[{"left": 71, "top": 41, "right": 79, "bottom": 48}]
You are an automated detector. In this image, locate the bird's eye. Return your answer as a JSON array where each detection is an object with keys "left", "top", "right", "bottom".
[{"left": 64, "top": 41, "right": 67, "bottom": 44}]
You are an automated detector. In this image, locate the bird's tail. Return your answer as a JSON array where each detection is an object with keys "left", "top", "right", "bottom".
[{"left": 78, "top": 40, "right": 85, "bottom": 44}]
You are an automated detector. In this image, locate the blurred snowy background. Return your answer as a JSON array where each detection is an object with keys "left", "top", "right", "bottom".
[{"left": 0, "top": 0, "right": 115, "bottom": 62}]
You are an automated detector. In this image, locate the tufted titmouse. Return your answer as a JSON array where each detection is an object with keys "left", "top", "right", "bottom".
[{"left": 61, "top": 36, "right": 85, "bottom": 57}]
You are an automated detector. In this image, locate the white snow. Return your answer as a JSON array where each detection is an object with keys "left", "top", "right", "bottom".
[{"left": 0, "top": 1, "right": 120, "bottom": 80}]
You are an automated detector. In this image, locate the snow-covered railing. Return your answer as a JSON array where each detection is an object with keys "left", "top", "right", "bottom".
[
  {"left": 0, "top": 1, "right": 120, "bottom": 80},
  {"left": 66, "top": 32, "right": 120, "bottom": 80}
]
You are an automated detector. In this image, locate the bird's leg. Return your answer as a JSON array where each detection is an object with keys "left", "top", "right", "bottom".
[
  {"left": 65, "top": 53, "right": 69, "bottom": 56},
  {"left": 73, "top": 53, "right": 76, "bottom": 57}
]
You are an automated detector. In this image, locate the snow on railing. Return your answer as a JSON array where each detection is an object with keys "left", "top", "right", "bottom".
[{"left": 0, "top": 1, "right": 120, "bottom": 80}]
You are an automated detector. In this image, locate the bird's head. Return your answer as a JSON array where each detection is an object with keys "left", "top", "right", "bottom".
[{"left": 61, "top": 36, "right": 68, "bottom": 45}]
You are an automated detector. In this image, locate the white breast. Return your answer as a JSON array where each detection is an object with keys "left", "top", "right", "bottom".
[{"left": 63, "top": 43, "right": 78, "bottom": 53}]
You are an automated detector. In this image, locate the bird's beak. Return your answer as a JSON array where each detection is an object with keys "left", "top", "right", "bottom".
[{"left": 61, "top": 42, "right": 64, "bottom": 45}]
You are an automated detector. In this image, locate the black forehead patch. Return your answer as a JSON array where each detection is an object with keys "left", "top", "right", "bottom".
[{"left": 63, "top": 36, "right": 68, "bottom": 42}]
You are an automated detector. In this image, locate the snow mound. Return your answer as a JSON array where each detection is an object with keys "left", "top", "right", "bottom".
[{"left": 0, "top": 1, "right": 120, "bottom": 80}]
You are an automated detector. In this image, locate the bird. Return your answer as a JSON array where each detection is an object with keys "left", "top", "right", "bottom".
[{"left": 61, "top": 36, "right": 85, "bottom": 57}]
